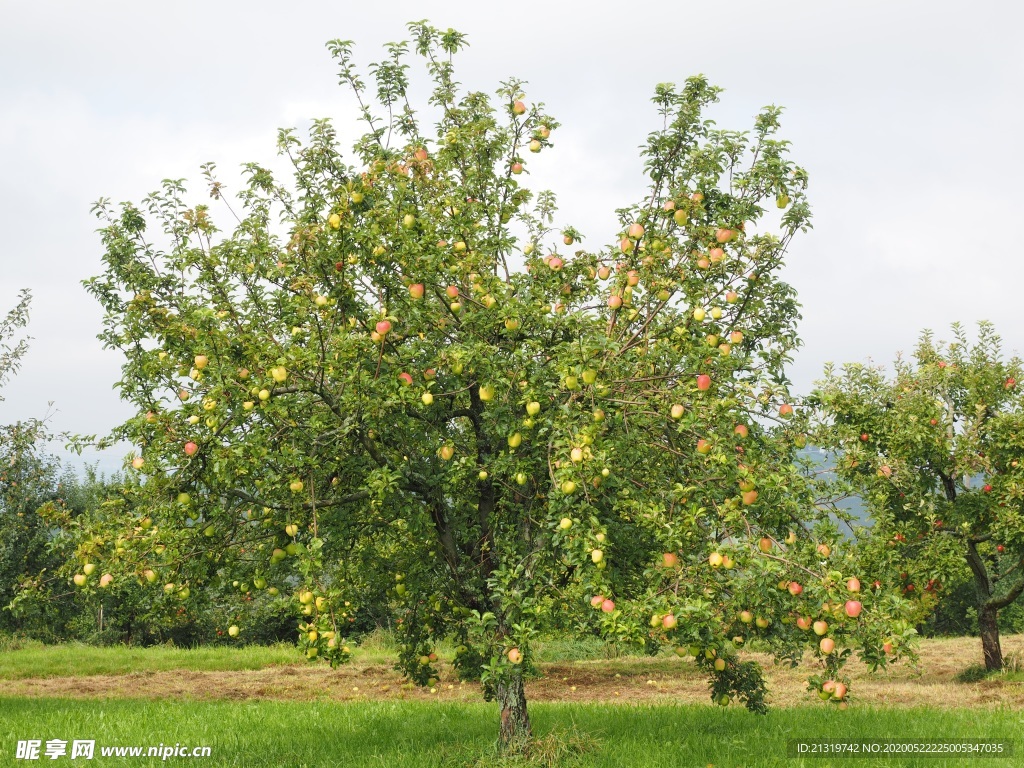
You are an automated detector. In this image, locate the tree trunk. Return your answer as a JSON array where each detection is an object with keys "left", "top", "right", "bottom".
[
  {"left": 978, "top": 604, "right": 1003, "bottom": 672},
  {"left": 496, "top": 671, "right": 531, "bottom": 752}
]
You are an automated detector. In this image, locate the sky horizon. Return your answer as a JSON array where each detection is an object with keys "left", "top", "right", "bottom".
[{"left": 2, "top": 1, "right": 1021, "bottom": 476}]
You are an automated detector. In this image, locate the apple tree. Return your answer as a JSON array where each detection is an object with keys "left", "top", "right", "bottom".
[
  {"left": 80, "top": 24, "right": 912, "bottom": 749},
  {"left": 810, "top": 322, "right": 1024, "bottom": 671}
]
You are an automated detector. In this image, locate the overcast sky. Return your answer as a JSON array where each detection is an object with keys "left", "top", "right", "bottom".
[{"left": 1, "top": 1, "right": 1021, "bottom": 475}]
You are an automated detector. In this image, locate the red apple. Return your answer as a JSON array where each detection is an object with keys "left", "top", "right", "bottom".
[
  {"left": 734, "top": 424, "right": 749, "bottom": 438},
  {"left": 601, "top": 599, "right": 616, "bottom": 613},
  {"left": 375, "top": 320, "right": 392, "bottom": 336},
  {"left": 819, "top": 637, "right": 835, "bottom": 655},
  {"left": 590, "top": 595, "right": 604, "bottom": 608},
  {"left": 446, "top": 285, "right": 460, "bottom": 298},
  {"left": 742, "top": 490, "right": 759, "bottom": 505},
  {"left": 696, "top": 439, "right": 712, "bottom": 455},
  {"left": 184, "top": 442, "right": 198, "bottom": 457},
  {"left": 608, "top": 294, "right": 623, "bottom": 309},
  {"left": 662, "top": 552, "right": 679, "bottom": 568},
  {"left": 983, "top": 484, "right": 993, "bottom": 493},
  {"left": 813, "top": 620, "right": 828, "bottom": 636},
  {"left": 409, "top": 283, "right": 424, "bottom": 299},
  {"left": 779, "top": 403, "right": 794, "bottom": 417},
  {"left": 847, "top": 578, "right": 861, "bottom": 592},
  {"left": 398, "top": 372, "right": 413, "bottom": 386},
  {"left": 796, "top": 616, "right": 812, "bottom": 631},
  {"left": 845, "top": 600, "right": 863, "bottom": 618},
  {"left": 696, "top": 374, "right": 711, "bottom": 391},
  {"left": 860, "top": 433, "right": 869, "bottom": 442},
  {"left": 627, "top": 223, "right": 645, "bottom": 239},
  {"left": 788, "top": 581, "right": 803, "bottom": 596}
]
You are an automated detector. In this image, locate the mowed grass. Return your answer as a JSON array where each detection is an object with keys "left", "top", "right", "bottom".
[
  {"left": 0, "top": 641, "right": 302, "bottom": 680},
  {"left": 0, "top": 697, "right": 1020, "bottom": 767}
]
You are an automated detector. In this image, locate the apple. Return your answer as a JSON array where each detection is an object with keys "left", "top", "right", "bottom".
[
  {"left": 83, "top": 563, "right": 97, "bottom": 576},
  {"left": 819, "top": 637, "right": 835, "bottom": 655},
  {"left": 73, "top": 574, "right": 87, "bottom": 587},
  {"left": 570, "top": 447, "right": 584, "bottom": 463},
  {"left": 662, "top": 614, "right": 678, "bottom": 630},
  {"left": 177, "top": 492, "right": 191, "bottom": 505},
  {"left": 184, "top": 441, "right": 198, "bottom": 457},
  {"left": 131, "top": 456, "right": 145, "bottom": 470},
  {"left": 515, "top": 472, "right": 527, "bottom": 485},
  {"left": 559, "top": 517, "right": 573, "bottom": 530},
  {"left": 507, "top": 647, "right": 523, "bottom": 664},
  {"left": 439, "top": 445, "right": 455, "bottom": 461},
  {"left": 226, "top": 625, "right": 240, "bottom": 638},
  {"left": 710, "top": 307, "right": 723, "bottom": 320},
  {"left": 608, "top": 294, "right": 623, "bottom": 309},
  {"left": 601, "top": 598, "right": 615, "bottom": 613},
  {"left": 408, "top": 283, "right": 425, "bottom": 300},
  {"left": 708, "top": 552, "right": 724, "bottom": 568},
  {"left": 983, "top": 484, "right": 993, "bottom": 493},
  {"left": 813, "top": 621, "right": 828, "bottom": 636},
  {"left": 529, "top": 139, "right": 542, "bottom": 153},
  {"left": 526, "top": 401, "right": 541, "bottom": 416},
  {"left": 845, "top": 600, "right": 863, "bottom": 618},
  {"left": 739, "top": 610, "right": 753, "bottom": 624},
  {"left": 290, "top": 480, "right": 304, "bottom": 493},
  {"left": 589, "top": 548, "right": 604, "bottom": 564},
  {"left": 734, "top": 424, "right": 749, "bottom": 438},
  {"left": 696, "top": 439, "right": 712, "bottom": 455},
  {"left": 1005, "top": 377, "right": 1016, "bottom": 390},
  {"left": 847, "top": 578, "right": 861, "bottom": 592},
  {"left": 194, "top": 354, "right": 209, "bottom": 370},
  {"left": 598, "top": 266, "right": 611, "bottom": 280},
  {"left": 788, "top": 582, "right": 804, "bottom": 597},
  {"left": 582, "top": 369, "right": 598, "bottom": 385},
  {"left": 796, "top": 616, "right": 812, "bottom": 631},
  {"left": 779, "top": 403, "right": 794, "bottom": 418},
  {"left": 258, "top": 389, "right": 271, "bottom": 401},
  {"left": 715, "top": 228, "right": 735, "bottom": 243},
  {"left": 627, "top": 223, "right": 645, "bottom": 239},
  {"left": 271, "top": 366, "right": 288, "bottom": 383},
  {"left": 662, "top": 552, "right": 679, "bottom": 568},
  {"left": 99, "top": 573, "right": 113, "bottom": 588},
  {"left": 561, "top": 480, "right": 577, "bottom": 495},
  {"left": 883, "top": 642, "right": 893, "bottom": 654},
  {"left": 508, "top": 433, "right": 523, "bottom": 449},
  {"left": 696, "top": 374, "right": 711, "bottom": 391},
  {"left": 755, "top": 617, "right": 770, "bottom": 628},
  {"left": 742, "top": 491, "right": 759, "bottom": 506},
  {"left": 511, "top": 162, "right": 523, "bottom": 174},
  {"left": 817, "top": 544, "right": 831, "bottom": 558},
  {"left": 590, "top": 595, "right": 604, "bottom": 608},
  {"left": 722, "top": 555, "right": 735, "bottom": 569},
  {"left": 479, "top": 385, "right": 495, "bottom": 402},
  {"left": 713, "top": 657, "right": 727, "bottom": 672},
  {"left": 478, "top": 470, "right": 489, "bottom": 481},
  {"left": 833, "top": 682, "right": 847, "bottom": 700},
  {"left": 421, "top": 392, "right": 434, "bottom": 406}
]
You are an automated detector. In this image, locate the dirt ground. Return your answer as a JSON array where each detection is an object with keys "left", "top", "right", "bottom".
[{"left": 6, "top": 635, "right": 1023, "bottom": 709}]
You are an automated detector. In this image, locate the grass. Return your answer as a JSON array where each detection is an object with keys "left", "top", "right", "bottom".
[
  {"left": 0, "top": 641, "right": 301, "bottom": 680},
  {"left": 0, "top": 698, "right": 1020, "bottom": 767}
]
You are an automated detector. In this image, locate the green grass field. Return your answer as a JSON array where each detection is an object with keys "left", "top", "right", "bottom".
[
  {"left": 0, "top": 698, "right": 1020, "bottom": 767},
  {"left": 1, "top": 637, "right": 1021, "bottom": 766}
]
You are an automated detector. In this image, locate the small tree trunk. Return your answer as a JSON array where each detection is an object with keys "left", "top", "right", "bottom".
[
  {"left": 496, "top": 671, "right": 531, "bottom": 752},
  {"left": 978, "top": 605, "right": 1003, "bottom": 672}
]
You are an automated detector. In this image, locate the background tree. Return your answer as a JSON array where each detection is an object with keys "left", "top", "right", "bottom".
[
  {"left": 810, "top": 322, "right": 1024, "bottom": 671},
  {"left": 80, "top": 23, "right": 912, "bottom": 750}
]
